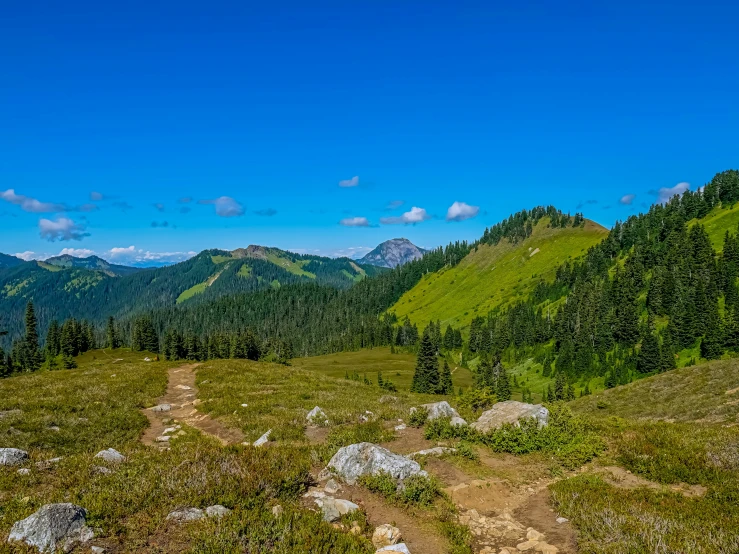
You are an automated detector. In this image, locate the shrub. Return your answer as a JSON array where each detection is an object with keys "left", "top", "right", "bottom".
[
  {"left": 457, "top": 388, "right": 496, "bottom": 413},
  {"left": 455, "top": 442, "right": 479, "bottom": 461},
  {"left": 325, "top": 421, "right": 394, "bottom": 454},
  {"left": 409, "top": 407, "right": 429, "bottom": 427},
  {"left": 359, "top": 471, "right": 443, "bottom": 507}
]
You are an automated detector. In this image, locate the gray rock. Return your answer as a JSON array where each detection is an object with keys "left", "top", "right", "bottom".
[
  {"left": 253, "top": 429, "right": 272, "bottom": 447},
  {"left": 556, "top": 517, "right": 569, "bottom": 524},
  {"left": 36, "top": 457, "right": 63, "bottom": 470},
  {"left": 271, "top": 505, "right": 283, "bottom": 518},
  {"left": 7, "top": 503, "right": 94, "bottom": 553},
  {"left": 324, "top": 479, "right": 341, "bottom": 494},
  {"left": 379, "top": 395, "right": 398, "bottom": 404},
  {"left": 360, "top": 238, "right": 424, "bottom": 269},
  {"left": 94, "top": 448, "right": 125, "bottom": 464},
  {"left": 151, "top": 404, "right": 171, "bottom": 413},
  {"left": 205, "top": 505, "right": 231, "bottom": 518},
  {"left": 372, "top": 524, "right": 402, "bottom": 549},
  {"left": 17, "top": 468, "right": 31, "bottom": 476},
  {"left": 420, "top": 401, "right": 467, "bottom": 425},
  {"left": 471, "top": 401, "right": 549, "bottom": 433},
  {"left": 0, "top": 409, "right": 22, "bottom": 419},
  {"left": 92, "top": 466, "right": 112, "bottom": 475},
  {"left": 326, "top": 443, "right": 427, "bottom": 485},
  {"left": 408, "top": 447, "right": 456, "bottom": 458},
  {"left": 91, "top": 547, "right": 105, "bottom": 554},
  {"left": 376, "top": 544, "right": 411, "bottom": 553},
  {"left": 313, "top": 497, "right": 359, "bottom": 522},
  {"left": 307, "top": 406, "right": 328, "bottom": 424},
  {"left": 450, "top": 416, "right": 468, "bottom": 427},
  {"left": 166, "top": 508, "right": 205, "bottom": 522},
  {"left": 394, "top": 424, "right": 406, "bottom": 431},
  {"left": 0, "top": 448, "right": 29, "bottom": 466}
]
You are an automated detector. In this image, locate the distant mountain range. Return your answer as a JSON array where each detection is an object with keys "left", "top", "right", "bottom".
[
  {"left": 0, "top": 245, "right": 386, "bottom": 343},
  {"left": 359, "top": 238, "right": 426, "bottom": 268}
]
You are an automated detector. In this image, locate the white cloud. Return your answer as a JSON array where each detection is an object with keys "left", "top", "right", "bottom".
[
  {"left": 339, "top": 176, "right": 360, "bottom": 188},
  {"left": 105, "top": 246, "right": 195, "bottom": 265},
  {"left": 90, "top": 191, "right": 104, "bottom": 201},
  {"left": 38, "top": 217, "right": 89, "bottom": 242},
  {"left": 380, "top": 206, "right": 431, "bottom": 225},
  {"left": 386, "top": 200, "right": 404, "bottom": 210},
  {"left": 619, "top": 194, "right": 636, "bottom": 206},
  {"left": 58, "top": 248, "right": 95, "bottom": 258},
  {"left": 340, "top": 216, "right": 370, "bottom": 227},
  {"left": 14, "top": 251, "right": 44, "bottom": 261},
  {"left": 446, "top": 201, "right": 480, "bottom": 222},
  {"left": 657, "top": 182, "right": 690, "bottom": 204},
  {"left": 199, "top": 196, "right": 245, "bottom": 217},
  {"left": 1, "top": 189, "right": 66, "bottom": 213}
]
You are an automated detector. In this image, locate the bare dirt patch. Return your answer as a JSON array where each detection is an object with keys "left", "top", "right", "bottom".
[
  {"left": 141, "top": 364, "right": 244, "bottom": 447},
  {"left": 597, "top": 465, "right": 707, "bottom": 497},
  {"left": 513, "top": 489, "right": 578, "bottom": 553}
]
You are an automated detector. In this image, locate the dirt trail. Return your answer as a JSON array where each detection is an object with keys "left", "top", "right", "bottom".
[
  {"left": 141, "top": 363, "right": 244, "bottom": 447},
  {"left": 384, "top": 426, "right": 578, "bottom": 554}
]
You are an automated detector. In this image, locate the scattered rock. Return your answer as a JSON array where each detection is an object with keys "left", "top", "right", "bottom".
[
  {"left": 94, "top": 448, "right": 125, "bottom": 464},
  {"left": 272, "top": 505, "right": 283, "bottom": 518},
  {"left": 0, "top": 409, "right": 22, "bottom": 419},
  {"left": 376, "top": 544, "right": 411, "bottom": 553},
  {"left": 450, "top": 416, "right": 468, "bottom": 427},
  {"left": 324, "top": 479, "right": 341, "bottom": 494},
  {"left": 7, "top": 503, "right": 94, "bottom": 553},
  {"left": 241, "top": 403, "right": 248, "bottom": 408},
  {"left": 0, "top": 448, "right": 29, "bottom": 466},
  {"left": 326, "top": 443, "right": 427, "bottom": 485},
  {"left": 91, "top": 547, "right": 105, "bottom": 554},
  {"left": 516, "top": 540, "right": 539, "bottom": 551},
  {"left": 36, "top": 457, "right": 63, "bottom": 470},
  {"left": 555, "top": 517, "right": 568, "bottom": 524},
  {"left": 379, "top": 395, "right": 398, "bottom": 404},
  {"left": 408, "top": 447, "right": 456, "bottom": 458},
  {"left": 48, "top": 426, "right": 61, "bottom": 432},
  {"left": 166, "top": 508, "right": 205, "bottom": 523},
  {"left": 175, "top": 385, "right": 191, "bottom": 390},
  {"left": 163, "top": 427, "right": 177, "bottom": 435},
  {"left": 349, "top": 521, "right": 362, "bottom": 535},
  {"left": 17, "top": 468, "right": 31, "bottom": 476},
  {"left": 471, "top": 401, "right": 549, "bottom": 433},
  {"left": 372, "top": 524, "right": 402, "bottom": 549},
  {"left": 151, "top": 404, "right": 171, "bottom": 413},
  {"left": 394, "top": 424, "right": 407, "bottom": 431},
  {"left": 313, "top": 497, "right": 359, "bottom": 522},
  {"left": 205, "top": 505, "right": 231, "bottom": 518},
  {"left": 420, "top": 401, "right": 464, "bottom": 422},
  {"left": 303, "top": 487, "right": 327, "bottom": 499},
  {"left": 307, "top": 406, "right": 328, "bottom": 424},
  {"left": 155, "top": 436, "right": 171, "bottom": 443},
  {"left": 526, "top": 528, "right": 545, "bottom": 541},
  {"left": 534, "top": 544, "right": 558, "bottom": 553},
  {"left": 92, "top": 466, "right": 112, "bottom": 475},
  {"left": 253, "top": 429, "right": 272, "bottom": 447}
]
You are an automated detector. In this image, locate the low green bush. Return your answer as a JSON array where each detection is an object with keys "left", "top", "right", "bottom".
[
  {"left": 359, "top": 470, "right": 443, "bottom": 507},
  {"left": 408, "top": 406, "right": 429, "bottom": 427}
]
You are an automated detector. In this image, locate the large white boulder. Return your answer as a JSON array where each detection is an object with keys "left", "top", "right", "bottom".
[
  {"left": 471, "top": 401, "right": 549, "bottom": 433},
  {"left": 313, "top": 497, "right": 359, "bottom": 522},
  {"left": 0, "top": 448, "right": 28, "bottom": 466},
  {"left": 326, "top": 443, "right": 427, "bottom": 485},
  {"left": 377, "top": 544, "right": 411, "bottom": 553},
  {"left": 8, "top": 503, "right": 94, "bottom": 553},
  {"left": 420, "top": 401, "right": 464, "bottom": 422}
]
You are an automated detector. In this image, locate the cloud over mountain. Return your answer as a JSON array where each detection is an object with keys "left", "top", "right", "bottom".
[{"left": 199, "top": 196, "right": 245, "bottom": 217}]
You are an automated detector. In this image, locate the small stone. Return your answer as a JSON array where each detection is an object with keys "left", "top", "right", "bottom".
[
  {"left": 241, "top": 403, "right": 248, "bottom": 407},
  {"left": 516, "top": 541, "right": 539, "bottom": 551},
  {"left": 408, "top": 447, "right": 456, "bottom": 458},
  {"left": 307, "top": 406, "right": 328, "bottom": 424},
  {"left": 92, "top": 466, "right": 112, "bottom": 475},
  {"left": 555, "top": 517, "right": 568, "bottom": 524},
  {"left": 166, "top": 508, "right": 205, "bottom": 522},
  {"left": 324, "top": 479, "right": 341, "bottom": 494},
  {"left": 205, "top": 505, "right": 231, "bottom": 518},
  {"left": 155, "top": 436, "right": 171, "bottom": 442},
  {"left": 372, "top": 524, "right": 402, "bottom": 549},
  {"left": 94, "top": 448, "right": 125, "bottom": 464},
  {"left": 272, "top": 505, "right": 283, "bottom": 518},
  {"left": 314, "top": 497, "right": 359, "bottom": 522},
  {"left": 527, "top": 528, "right": 545, "bottom": 541},
  {"left": 394, "top": 424, "right": 407, "bottom": 431},
  {"left": 91, "top": 547, "right": 105, "bottom": 554},
  {"left": 350, "top": 521, "right": 362, "bottom": 535},
  {"left": 175, "top": 385, "right": 191, "bottom": 390},
  {"left": 48, "top": 426, "right": 61, "bottom": 432},
  {"left": 17, "top": 468, "right": 31, "bottom": 476},
  {"left": 151, "top": 404, "right": 171, "bottom": 412},
  {"left": 0, "top": 448, "right": 29, "bottom": 466},
  {"left": 163, "top": 427, "right": 177, "bottom": 435},
  {"left": 376, "top": 544, "right": 411, "bottom": 553},
  {"left": 36, "top": 457, "right": 63, "bottom": 469},
  {"left": 253, "top": 429, "right": 272, "bottom": 447},
  {"left": 534, "top": 544, "right": 558, "bottom": 554}
]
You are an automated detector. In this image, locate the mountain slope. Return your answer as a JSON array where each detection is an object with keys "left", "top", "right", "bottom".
[
  {"left": 42, "top": 254, "right": 143, "bottom": 277},
  {"left": 390, "top": 218, "right": 608, "bottom": 330},
  {"left": 0, "top": 253, "right": 25, "bottom": 269},
  {"left": 360, "top": 238, "right": 425, "bottom": 268},
  {"left": 689, "top": 203, "right": 739, "bottom": 250},
  {"left": 0, "top": 246, "right": 383, "bottom": 344}
]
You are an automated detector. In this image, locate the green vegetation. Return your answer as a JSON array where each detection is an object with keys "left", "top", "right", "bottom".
[
  {"left": 176, "top": 281, "right": 209, "bottom": 303},
  {"left": 392, "top": 218, "right": 608, "bottom": 330},
  {"left": 690, "top": 201, "right": 739, "bottom": 250}
]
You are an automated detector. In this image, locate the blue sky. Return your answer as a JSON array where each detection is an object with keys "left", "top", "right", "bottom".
[{"left": 1, "top": 1, "right": 737, "bottom": 265}]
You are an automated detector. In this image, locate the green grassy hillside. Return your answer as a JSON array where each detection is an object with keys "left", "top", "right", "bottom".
[
  {"left": 690, "top": 203, "right": 739, "bottom": 250},
  {"left": 390, "top": 218, "right": 608, "bottom": 330}
]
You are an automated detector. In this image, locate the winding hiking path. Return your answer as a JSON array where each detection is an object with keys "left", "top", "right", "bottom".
[{"left": 141, "top": 363, "right": 244, "bottom": 447}]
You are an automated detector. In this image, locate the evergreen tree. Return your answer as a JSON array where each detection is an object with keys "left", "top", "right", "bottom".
[
  {"left": 22, "top": 301, "right": 41, "bottom": 371},
  {"left": 637, "top": 327, "right": 661, "bottom": 373},
  {"left": 438, "top": 360, "right": 453, "bottom": 394},
  {"left": 45, "top": 320, "right": 61, "bottom": 357},
  {"left": 554, "top": 371, "right": 566, "bottom": 401},
  {"left": 660, "top": 332, "right": 677, "bottom": 372},
  {"left": 701, "top": 299, "right": 723, "bottom": 360},
  {"left": 496, "top": 364, "right": 512, "bottom": 401},
  {"left": 106, "top": 316, "right": 119, "bottom": 349},
  {"left": 411, "top": 330, "right": 440, "bottom": 394}
]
